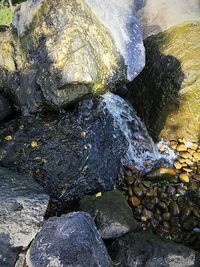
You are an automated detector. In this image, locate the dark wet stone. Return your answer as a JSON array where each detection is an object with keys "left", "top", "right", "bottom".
[
  {"left": 170, "top": 202, "right": 180, "bottom": 216},
  {"left": 180, "top": 206, "right": 191, "bottom": 221},
  {"left": 133, "top": 186, "right": 144, "bottom": 198},
  {"left": 26, "top": 212, "right": 112, "bottom": 267},
  {"left": 0, "top": 94, "right": 165, "bottom": 201},
  {"left": 80, "top": 190, "right": 137, "bottom": 239},
  {"left": 183, "top": 218, "right": 198, "bottom": 231},
  {"left": 0, "top": 167, "right": 49, "bottom": 267},
  {"left": 162, "top": 212, "right": 171, "bottom": 221},
  {"left": 107, "top": 231, "right": 200, "bottom": 267},
  {"left": 158, "top": 202, "right": 168, "bottom": 213}
]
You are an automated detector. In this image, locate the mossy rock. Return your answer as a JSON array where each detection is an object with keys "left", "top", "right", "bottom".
[{"left": 128, "top": 21, "right": 200, "bottom": 142}]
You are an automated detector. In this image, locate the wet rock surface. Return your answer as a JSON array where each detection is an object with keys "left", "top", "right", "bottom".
[
  {"left": 0, "top": 167, "right": 49, "bottom": 267},
  {"left": 0, "top": 93, "right": 165, "bottom": 201},
  {"left": 80, "top": 190, "right": 138, "bottom": 239},
  {"left": 26, "top": 212, "right": 112, "bottom": 267},
  {"left": 107, "top": 231, "right": 200, "bottom": 267}
]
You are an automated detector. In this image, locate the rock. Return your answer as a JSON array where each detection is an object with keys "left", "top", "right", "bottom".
[
  {"left": 80, "top": 190, "right": 137, "bottom": 239},
  {"left": 128, "top": 22, "right": 200, "bottom": 142},
  {"left": 107, "top": 231, "right": 200, "bottom": 267},
  {"left": 0, "top": 93, "right": 167, "bottom": 201},
  {"left": 138, "top": 0, "right": 200, "bottom": 37},
  {"left": 0, "top": 167, "right": 49, "bottom": 267},
  {"left": 0, "top": 95, "right": 12, "bottom": 122},
  {"left": 146, "top": 168, "right": 177, "bottom": 181},
  {"left": 176, "top": 144, "right": 187, "bottom": 152},
  {"left": 26, "top": 212, "right": 112, "bottom": 267},
  {"left": 179, "top": 173, "right": 190, "bottom": 183},
  {"left": 8, "top": 0, "right": 145, "bottom": 113},
  {"left": 174, "top": 161, "right": 182, "bottom": 170},
  {"left": 193, "top": 152, "right": 200, "bottom": 162},
  {"left": 130, "top": 196, "right": 141, "bottom": 207}
]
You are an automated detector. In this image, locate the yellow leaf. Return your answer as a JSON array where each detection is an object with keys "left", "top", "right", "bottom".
[
  {"left": 96, "top": 192, "right": 102, "bottom": 198},
  {"left": 4, "top": 135, "right": 12, "bottom": 141},
  {"left": 31, "top": 141, "right": 40, "bottom": 148}
]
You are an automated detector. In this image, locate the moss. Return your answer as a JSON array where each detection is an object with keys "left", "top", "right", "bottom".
[{"left": 0, "top": 7, "right": 13, "bottom": 25}]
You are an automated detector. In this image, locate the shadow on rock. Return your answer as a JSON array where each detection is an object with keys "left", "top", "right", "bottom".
[{"left": 127, "top": 31, "right": 185, "bottom": 141}]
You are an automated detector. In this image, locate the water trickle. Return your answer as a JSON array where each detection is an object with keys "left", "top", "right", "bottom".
[{"left": 101, "top": 92, "right": 176, "bottom": 171}]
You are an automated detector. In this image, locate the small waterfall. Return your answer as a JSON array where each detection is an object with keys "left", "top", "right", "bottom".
[{"left": 101, "top": 92, "right": 176, "bottom": 171}]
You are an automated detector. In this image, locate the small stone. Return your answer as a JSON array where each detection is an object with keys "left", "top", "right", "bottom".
[
  {"left": 128, "top": 186, "right": 133, "bottom": 197},
  {"left": 179, "top": 152, "right": 192, "bottom": 159},
  {"left": 170, "top": 141, "right": 177, "bottom": 150},
  {"left": 193, "top": 174, "right": 200, "bottom": 180},
  {"left": 133, "top": 187, "right": 144, "bottom": 198},
  {"left": 176, "top": 144, "right": 187, "bottom": 152},
  {"left": 158, "top": 202, "right": 168, "bottom": 212},
  {"left": 182, "top": 168, "right": 192, "bottom": 173},
  {"left": 188, "top": 149, "right": 195, "bottom": 155},
  {"left": 179, "top": 173, "right": 189, "bottom": 183},
  {"left": 31, "top": 140, "right": 40, "bottom": 148},
  {"left": 178, "top": 138, "right": 186, "bottom": 144},
  {"left": 162, "top": 212, "right": 171, "bottom": 221},
  {"left": 185, "top": 159, "right": 194, "bottom": 166},
  {"left": 130, "top": 196, "right": 140, "bottom": 207},
  {"left": 177, "top": 187, "right": 186, "bottom": 195},
  {"left": 193, "top": 152, "right": 200, "bottom": 162},
  {"left": 170, "top": 202, "right": 180, "bottom": 216},
  {"left": 183, "top": 217, "right": 198, "bottom": 231},
  {"left": 180, "top": 207, "right": 191, "bottom": 221},
  {"left": 178, "top": 158, "right": 187, "bottom": 163},
  {"left": 190, "top": 143, "right": 198, "bottom": 150},
  {"left": 142, "top": 209, "right": 153, "bottom": 220},
  {"left": 174, "top": 161, "right": 182, "bottom": 170}
]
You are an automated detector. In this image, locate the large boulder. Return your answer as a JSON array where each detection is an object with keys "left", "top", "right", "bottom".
[
  {"left": 4, "top": 0, "right": 145, "bottom": 113},
  {"left": 25, "top": 212, "right": 112, "bottom": 267},
  {"left": 0, "top": 167, "right": 49, "bottom": 267},
  {"left": 107, "top": 231, "right": 200, "bottom": 267},
  {"left": 138, "top": 0, "right": 200, "bottom": 37},
  {"left": 80, "top": 190, "right": 138, "bottom": 239},
  {"left": 128, "top": 22, "right": 200, "bottom": 142},
  {"left": 0, "top": 93, "right": 166, "bottom": 201}
]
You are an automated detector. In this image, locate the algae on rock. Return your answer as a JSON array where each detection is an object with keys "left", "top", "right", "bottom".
[{"left": 128, "top": 21, "right": 200, "bottom": 142}]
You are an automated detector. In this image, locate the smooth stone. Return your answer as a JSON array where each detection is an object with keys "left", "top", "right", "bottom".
[
  {"left": 183, "top": 217, "right": 198, "bottom": 231},
  {"left": 80, "top": 190, "right": 137, "bottom": 239},
  {"left": 26, "top": 212, "right": 112, "bottom": 267},
  {"left": 170, "top": 202, "right": 180, "bottom": 216},
  {"left": 193, "top": 152, "right": 200, "bottom": 162},
  {"left": 107, "top": 231, "right": 200, "bottom": 267},
  {"left": 179, "top": 173, "right": 190, "bottom": 183},
  {"left": 130, "top": 196, "right": 141, "bottom": 207},
  {"left": 180, "top": 207, "right": 191, "bottom": 221},
  {"left": 176, "top": 144, "right": 187, "bottom": 152},
  {"left": 146, "top": 168, "right": 177, "bottom": 181},
  {"left": 0, "top": 167, "right": 49, "bottom": 267},
  {"left": 174, "top": 161, "right": 182, "bottom": 170},
  {"left": 162, "top": 212, "right": 171, "bottom": 221}
]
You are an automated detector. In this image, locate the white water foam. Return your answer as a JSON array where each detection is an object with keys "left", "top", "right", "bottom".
[{"left": 101, "top": 92, "right": 176, "bottom": 171}]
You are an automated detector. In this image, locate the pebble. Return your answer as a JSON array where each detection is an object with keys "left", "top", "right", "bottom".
[
  {"left": 176, "top": 144, "right": 187, "bottom": 152},
  {"left": 133, "top": 187, "right": 144, "bottom": 198},
  {"left": 174, "top": 161, "right": 182, "bottom": 170},
  {"left": 158, "top": 202, "right": 168, "bottom": 212},
  {"left": 193, "top": 152, "right": 200, "bottom": 162},
  {"left": 179, "top": 173, "right": 189, "bottom": 183},
  {"left": 188, "top": 149, "right": 195, "bottom": 155},
  {"left": 130, "top": 196, "right": 140, "bottom": 207},
  {"left": 180, "top": 207, "right": 191, "bottom": 221},
  {"left": 179, "top": 152, "right": 192, "bottom": 159},
  {"left": 162, "top": 212, "right": 171, "bottom": 221},
  {"left": 183, "top": 218, "right": 198, "bottom": 231},
  {"left": 170, "top": 202, "right": 180, "bottom": 216},
  {"left": 182, "top": 168, "right": 192, "bottom": 173}
]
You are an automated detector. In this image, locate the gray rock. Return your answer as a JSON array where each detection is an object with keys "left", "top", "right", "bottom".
[
  {"left": 0, "top": 0, "right": 145, "bottom": 113},
  {"left": 0, "top": 95, "right": 12, "bottom": 122},
  {"left": 0, "top": 167, "right": 49, "bottom": 267},
  {"left": 80, "top": 190, "right": 138, "bottom": 239},
  {"left": 26, "top": 212, "right": 112, "bottom": 267},
  {"left": 107, "top": 231, "right": 200, "bottom": 267},
  {"left": 0, "top": 93, "right": 166, "bottom": 201}
]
